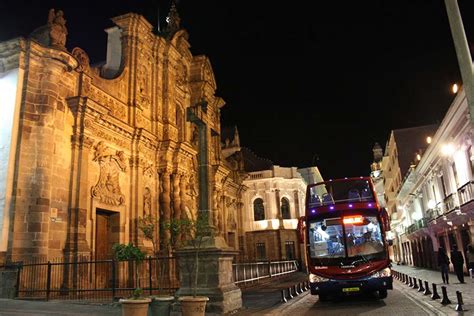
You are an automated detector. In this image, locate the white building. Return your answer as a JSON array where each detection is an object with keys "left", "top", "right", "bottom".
[
  {"left": 394, "top": 88, "right": 474, "bottom": 271},
  {"left": 240, "top": 162, "right": 323, "bottom": 262},
  {"left": 379, "top": 125, "right": 438, "bottom": 263}
]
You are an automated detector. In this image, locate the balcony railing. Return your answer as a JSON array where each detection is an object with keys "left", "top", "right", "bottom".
[
  {"left": 405, "top": 218, "right": 427, "bottom": 235},
  {"left": 426, "top": 207, "right": 442, "bottom": 221},
  {"left": 458, "top": 181, "right": 474, "bottom": 206},
  {"left": 444, "top": 193, "right": 460, "bottom": 213}
]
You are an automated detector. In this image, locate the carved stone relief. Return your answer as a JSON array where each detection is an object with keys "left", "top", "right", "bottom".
[
  {"left": 88, "top": 87, "right": 127, "bottom": 120},
  {"left": 137, "top": 64, "right": 151, "bottom": 109},
  {"left": 143, "top": 187, "right": 151, "bottom": 215},
  {"left": 91, "top": 141, "right": 127, "bottom": 206},
  {"left": 226, "top": 197, "right": 237, "bottom": 230},
  {"left": 72, "top": 47, "right": 90, "bottom": 72}
]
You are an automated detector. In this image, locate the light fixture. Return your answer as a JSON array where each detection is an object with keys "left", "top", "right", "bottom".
[
  {"left": 426, "top": 137, "right": 432, "bottom": 144},
  {"left": 427, "top": 199, "right": 436, "bottom": 209},
  {"left": 452, "top": 83, "right": 459, "bottom": 94},
  {"left": 441, "top": 143, "right": 455, "bottom": 156},
  {"left": 416, "top": 153, "right": 421, "bottom": 161}
]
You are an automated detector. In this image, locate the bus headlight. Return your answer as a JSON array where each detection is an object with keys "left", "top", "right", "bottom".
[
  {"left": 309, "top": 273, "right": 329, "bottom": 283},
  {"left": 370, "top": 267, "right": 391, "bottom": 278}
]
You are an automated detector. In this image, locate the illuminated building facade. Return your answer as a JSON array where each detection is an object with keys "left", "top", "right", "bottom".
[
  {"left": 394, "top": 89, "right": 474, "bottom": 271},
  {"left": 0, "top": 8, "right": 249, "bottom": 262}
]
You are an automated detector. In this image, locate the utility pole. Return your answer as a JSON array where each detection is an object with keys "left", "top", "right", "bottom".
[{"left": 445, "top": 0, "right": 474, "bottom": 121}]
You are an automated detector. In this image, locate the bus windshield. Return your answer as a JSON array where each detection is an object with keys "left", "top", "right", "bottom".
[
  {"left": 308, "top": 179, "right": 375, "bottom": 208},
  {"left": 308, "top": 213, "right": 385, "bottom": 265}
]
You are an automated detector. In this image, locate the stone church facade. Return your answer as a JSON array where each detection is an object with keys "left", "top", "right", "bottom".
[{"left": 0, "top": 7, "right": 246, "bottom": 262}]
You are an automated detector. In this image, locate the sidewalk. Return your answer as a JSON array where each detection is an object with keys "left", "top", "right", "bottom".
[{"left": 393, "top": 264, "right": 474, "bottom": 315}]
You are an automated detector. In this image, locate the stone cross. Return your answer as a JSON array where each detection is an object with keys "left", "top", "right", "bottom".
[{"left": 186, "top": 101, "right": 211, "bottom": 222}]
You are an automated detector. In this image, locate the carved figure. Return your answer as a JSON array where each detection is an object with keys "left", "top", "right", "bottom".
[
  {"left": 137, "top": 65, "right": 150, "bottom": 109},
  {"left": 47, "top": 9, "right": 68, "bottom": 48},
  {"left": 72, "top": 47, "right": 90, "bottom": 72},
  {"left": 91, "top": 142, "right": 127, "bottom": 206},
  {"left": 191, "top": 125, "right": 198, "bottom": 147},
  {"left": 143, "top": 187, "right": 151, "bottom": 215}
]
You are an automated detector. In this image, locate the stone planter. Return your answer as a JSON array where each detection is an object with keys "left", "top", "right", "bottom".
[
  {"left": 119, "top": 298, "right": 151, "bottom": 316},
  {"left": 149, "top": 295, "right": 174, "bottom": 316},
  {"left": 178, "top": 296, "right": 209, "bottom": 316}
]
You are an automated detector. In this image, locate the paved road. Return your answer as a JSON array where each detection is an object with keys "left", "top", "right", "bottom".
[{"left": 238, "top": 282, "right": 443, "bottom": 316}]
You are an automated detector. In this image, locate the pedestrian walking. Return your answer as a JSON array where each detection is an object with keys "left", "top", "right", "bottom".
[
  {"left": 467, "top": 244, "right": 474, "bottom": 277},
  {"left": 438, "top": 247, "right": 450, "bottom": 284},
  {"left": 450, "top": 245, "right": 465, "bottom": 284}
]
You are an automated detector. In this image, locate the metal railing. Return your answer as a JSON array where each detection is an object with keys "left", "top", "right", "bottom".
[
  {"left": 232, "top": 260, "right": 298, "bottom": 285},
  {"left": 458, "top": 181, "right": 474, "bottom": 206},
  {"left": 444, "top": 193, "right": 459, "bottom": 213},
  {"left": 16, "top": 256, "right": 179, "bottom": 301}
]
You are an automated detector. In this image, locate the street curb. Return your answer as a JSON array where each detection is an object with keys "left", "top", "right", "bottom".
[
  {"left": 395, "top": 280, "right": 450, "bottom": 316},
  {"left": 271, "top": 290, "right": 309, "bottom": 314}
]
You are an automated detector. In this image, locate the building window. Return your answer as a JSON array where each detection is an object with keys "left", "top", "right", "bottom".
[
  {"left": 440, "top": 175, "right": 448, "bottom": 198},
  {"left": 469, "top": 146, "right": 474, "bottom": 177},
  {"left": 432, "top": 184, "right": 437, "bottom": 203},
  {"left": 452, "top": 162, "right": 459, "bottom": 189},
  {"left": 285, "top": 241, "right": 295, "bottom": 260},
  {"left": 256, "top": 242, "right": 266, "bottom": 260},
  {"left": 253, "top": 198, "right": 265, "bottom": 221},
  {"left": 281, "top": 197, "right": 291, "bottom": 219}
]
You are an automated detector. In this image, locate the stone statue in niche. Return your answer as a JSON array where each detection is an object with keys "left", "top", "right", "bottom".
[
  {"left": 143, "top": 187, "right": 152, "bottom": 215},
  {"left": 226, "top": 197, "right": 237, "bottom": 230},
  {"left": 137, "top": 64, "right": 151, "bottom": 109},
  {"left": 191, "top": 125, "right": 198, "bottom": 147},
  {"left": 47, "top": 9, "right": 68, "bottom": 48},
  {"left": 91, "top": 141, "right": 127, "bottom": 206}
]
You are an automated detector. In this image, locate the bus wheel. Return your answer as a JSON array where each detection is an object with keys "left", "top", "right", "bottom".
[
  {"left": 319, "top": 294, "right": 329, "bottom": 302},
  {"left": 378, "top": 289, "right": 388, "bottom": 299}
]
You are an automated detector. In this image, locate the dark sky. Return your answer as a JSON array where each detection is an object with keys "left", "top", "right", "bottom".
[{"left": 1, "top": 1, "right": 474, "bottom": 179}]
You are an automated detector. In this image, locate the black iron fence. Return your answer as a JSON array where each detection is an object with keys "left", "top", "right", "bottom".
[
  {"left": 16, "top": 256, "right": 179, "bottom": 301},
  {"left": 12, "top": 257, "right": 299, "bottom": 301},
  {"left": 232, "top": 260, "right": 298, "bottom": 286}
]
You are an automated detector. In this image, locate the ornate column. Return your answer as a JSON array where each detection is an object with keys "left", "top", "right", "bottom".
[
  {"left": 179, "top": 174, "right": 187, "bottom": 220},
  {"left": 172, "top": 173, "right": 181, "bottom": 220},
  {"left": 160, "top": 171, "right": 172, "bottom": 247}
]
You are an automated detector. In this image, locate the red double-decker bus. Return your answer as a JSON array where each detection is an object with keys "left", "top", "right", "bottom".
[{"left": 297, "top": 177, "right": 392, "bottom": 300}]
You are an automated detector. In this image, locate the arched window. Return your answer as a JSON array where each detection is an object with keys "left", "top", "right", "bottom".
[
  {"left": 253, "top": 198, "right": 265, "bottom": 221},
  {"left": 281, "top": 197, "right": 291, "bottom": 219}
]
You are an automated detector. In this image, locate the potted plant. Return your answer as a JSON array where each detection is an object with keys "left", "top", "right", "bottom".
[
  {"left": 113, "top": 243, "right": 151, "bottom": 316},
  {"left": 137, "top": 215, "right": 178, "bottom": 316},
  {"left": 177, "top": 213, "right": 214, "bottom": 316}
]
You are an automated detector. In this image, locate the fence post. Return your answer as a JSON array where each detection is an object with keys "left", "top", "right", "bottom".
[
  {"left": 431, "top": 283, "right": 440, "bottom": 300},
  {"left": 148, "top": 256, "right": 152, "bottom": 296},
  {"left": 268, "top": 261, "right": 272, "bottom": 278},
  {"left": 417, "top": 279, "right": 424, "bottom": 292},
  {"left": 15, "top": 263, "right": 22, "bottom": 298},
  {"left": 46, "top": 261, "right": 52, "bottom": 301},
  {"left": 455, "top": 291, "right": 464, "bottom": 311},
  {"left": 111, "top": 259, "right": 116, "bottom": 299},
  {"left": 440, "top": 286, "right": 451, "bottom": 305},
  {"left": 423, "top": 281, "right": 431, "bottom": 295}
]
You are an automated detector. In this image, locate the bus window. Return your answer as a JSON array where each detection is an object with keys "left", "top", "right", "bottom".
[
  {"left": 345, "top": 216, "right": 384, "bottom": 257},
  {"left": 308, "top": 218, "right": 345, "bottom": 259}
]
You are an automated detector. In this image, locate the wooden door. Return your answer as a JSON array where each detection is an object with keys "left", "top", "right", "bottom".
[
  {"left": 96, "top": 212, "right": 111, "bottom": 289},
  {"left": 96, "top": 213, "right": 110, "bottom": 259}
]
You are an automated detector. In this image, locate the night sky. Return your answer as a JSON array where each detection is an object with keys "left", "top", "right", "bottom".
[{"left": 1, "top": 1, "right": 474, "bottom": 179}]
